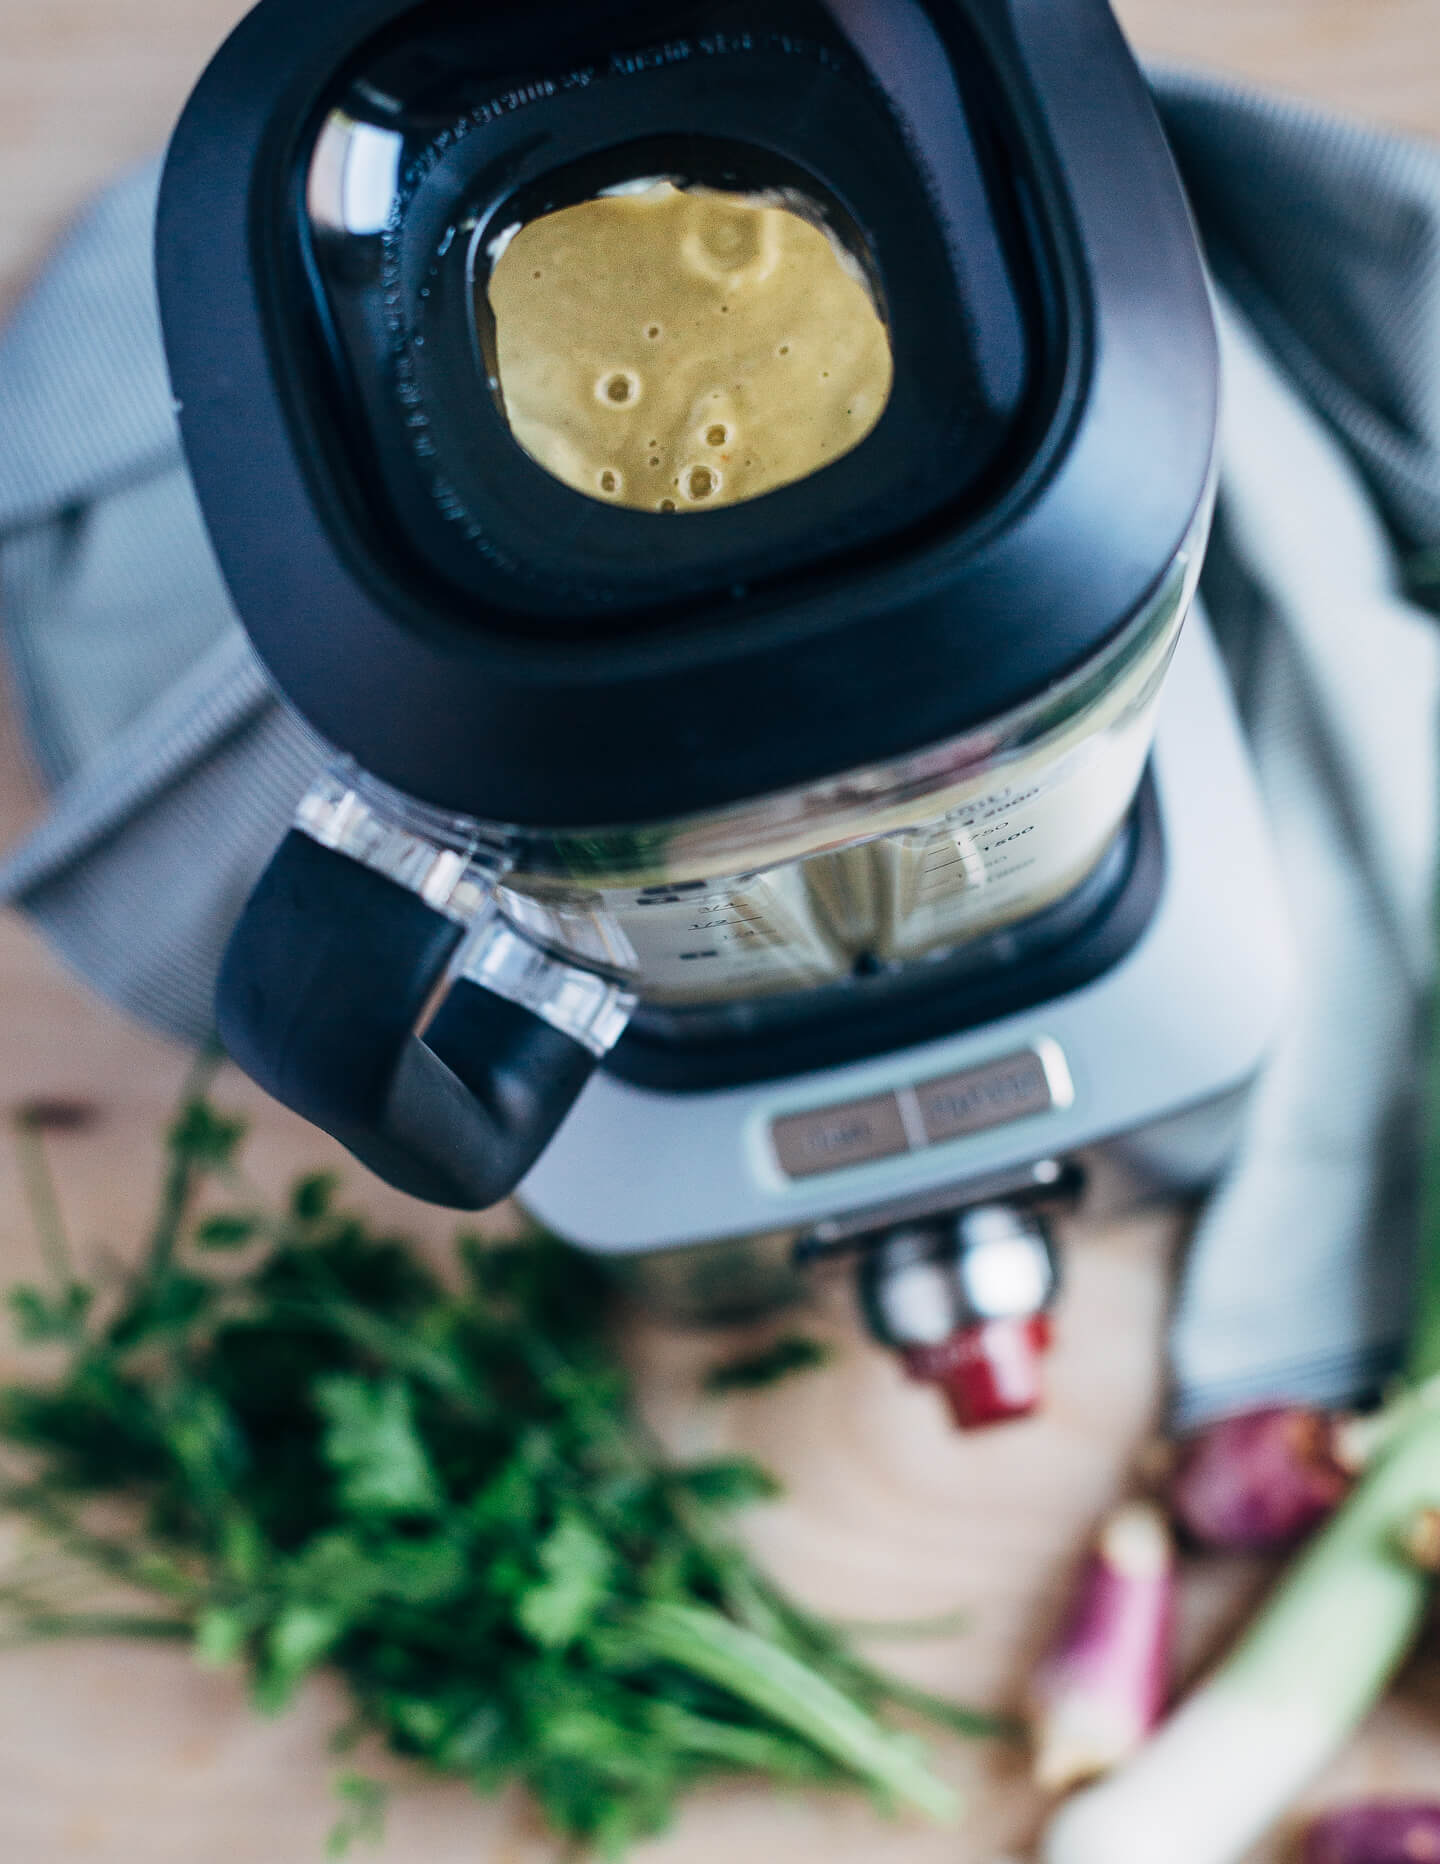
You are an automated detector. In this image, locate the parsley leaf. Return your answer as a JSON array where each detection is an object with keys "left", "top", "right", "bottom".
[
  {"left": 704, "top": 1337, "right": 833, "bottom": 1394},
  {"left": 517, "top": 1514, "right": 616, "bottom": 1649},
  {"left": 315, "top": 1376, "right": 445, "bottom": 1518}
]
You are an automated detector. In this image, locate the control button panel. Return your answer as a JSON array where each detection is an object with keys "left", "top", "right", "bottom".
[
  {"left": 916, "top": 1050, "right": 1057, "bottom": 1143},
  {"left": 770, "top": 1043, "right": 1070, "bottom": 1182},
  {"left": 770, "top": 1093, "right": 911, "bottom": 1180}
]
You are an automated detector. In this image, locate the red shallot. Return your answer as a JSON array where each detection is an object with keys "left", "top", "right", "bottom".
[
  {"left": 1302, "top": 1802, "right": 1440, "bottom": 1863},
  {"left": 1167, "top": 1405, "right": 1352, "bottom": 1551},
  {"left": 1028, "top": 1500, "right": 1175, "bottom": 1793}
]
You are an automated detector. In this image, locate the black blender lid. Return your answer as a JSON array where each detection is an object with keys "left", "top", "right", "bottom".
[{"left": 158, "top": 0, "right": 1217, "bottom": 829}]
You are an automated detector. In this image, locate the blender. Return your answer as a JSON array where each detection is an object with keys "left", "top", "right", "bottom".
[{"left": 156, "top": 0, "right": 1292, "bottom": 1424}]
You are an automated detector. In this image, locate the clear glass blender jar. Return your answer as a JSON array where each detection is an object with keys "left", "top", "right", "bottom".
[
  {"left": 285, "top": 10, "right": 1213, "bottom": 1026},
  {"left": 301, "top": 491, "right": 1206, "bottom": 1013}
]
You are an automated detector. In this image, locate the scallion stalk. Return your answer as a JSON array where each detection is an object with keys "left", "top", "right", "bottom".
[{"left": 1407, "top": 926, "right": 1440, "bottom": 1386}]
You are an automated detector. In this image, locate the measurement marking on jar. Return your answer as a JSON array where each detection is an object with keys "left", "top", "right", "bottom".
[
  {"left": 636, "top": 881, "right": 709, "bottom": 901},
  {"left": 980, "top": 824, "right": 1037, "bottom": 853}
]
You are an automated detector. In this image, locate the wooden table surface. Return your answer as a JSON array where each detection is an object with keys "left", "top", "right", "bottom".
[{"left": 1, "top": 5, "right": 1439, "bottom": 1861}]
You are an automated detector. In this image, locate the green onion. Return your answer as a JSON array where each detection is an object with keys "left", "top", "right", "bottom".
[{"left": 1408, "top": 936, "right": 1440, "bottom": 1385}]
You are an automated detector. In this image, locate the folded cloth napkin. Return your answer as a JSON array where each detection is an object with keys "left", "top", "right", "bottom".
[
  {"left": 0, "top": 70, "right": 1437, "bottom": 1424},
  {"left": 1157, "top": 73, "right": 1440, "bottom": 1422}
]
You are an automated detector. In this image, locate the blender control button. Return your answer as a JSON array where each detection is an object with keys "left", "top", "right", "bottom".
[
  {"left": 916, "top": 1049, "right": 1058, "bottom": 1144},
  {"left": 772, "top": 1093, "right": 910, "bottom": 1179}
]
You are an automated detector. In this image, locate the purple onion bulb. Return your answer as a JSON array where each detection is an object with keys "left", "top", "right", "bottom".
[
  {"left": 1302, "top": 1802, "right": 1440, "bottom": 1863},
  {"left": 1029, "top": 1501, "right": 1176, "bottom": 1793},
  {"left": 1167, "top": 1406, "right": 1352, "bottom": 1552}
]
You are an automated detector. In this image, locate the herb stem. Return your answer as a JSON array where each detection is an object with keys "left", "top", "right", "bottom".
[
  {"left": 0, "top": 1485, "right": 206, "bottom": 1602},
  {"left": 857, "top": 1672, "right": 1021, "bottom": 1743},
  {"left": 142, "top": 1045, "right": 225, "bottom": 1285},
  {"left": 13, "top": 1118, "right": 75, "bottom": 1295},
  {"left": 750, "top": 1584, "right": 1017, "bottom": 1741},
  {"left": 827, "top": 1607, "right": 973, "bottom": 1642},
  {"left": 265, "top": 1295, "right": 493, "bottom": 1422},
  {"left": 629, "top": 1600, "right": 960, "bottom": 1821},
  {"left": 0, "top": 1614, "right": 192, "bottom": 1645}
]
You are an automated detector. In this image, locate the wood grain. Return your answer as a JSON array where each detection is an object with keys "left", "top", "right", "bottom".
[{"left": 1, "top": 3, "right": 1439, "bottom": 1861}]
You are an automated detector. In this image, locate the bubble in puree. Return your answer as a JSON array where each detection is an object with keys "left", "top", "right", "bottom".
[{"left": 485, "top": 182, "right": 893, "bottom": 513}]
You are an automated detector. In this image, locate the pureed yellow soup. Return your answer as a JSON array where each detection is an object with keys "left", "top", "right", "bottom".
[{"left": 485, "top": 182, "right": 894, "bottom": 513}]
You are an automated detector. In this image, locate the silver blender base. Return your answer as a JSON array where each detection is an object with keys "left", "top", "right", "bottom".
[{"left": 521, "top": 608, "right": 1293, "bottom": 1317}]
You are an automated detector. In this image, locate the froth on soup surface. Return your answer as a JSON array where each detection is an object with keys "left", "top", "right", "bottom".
[{"left": 485, "top": 182, "right": 893, "bottom": 513}]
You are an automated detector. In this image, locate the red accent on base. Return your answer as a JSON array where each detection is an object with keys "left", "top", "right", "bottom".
[{"left": 903, "top": 1314, "right": 1051, "bottom": 1428}]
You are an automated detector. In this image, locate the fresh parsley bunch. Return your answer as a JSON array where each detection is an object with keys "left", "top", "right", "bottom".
[{"left": 0, "top": 1064, "right": 1004, "bottom": 1857}]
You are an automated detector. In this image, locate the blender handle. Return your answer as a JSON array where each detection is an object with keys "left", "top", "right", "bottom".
[{"left": 216, "top": 831, "right": 613, "bottom": 1209}]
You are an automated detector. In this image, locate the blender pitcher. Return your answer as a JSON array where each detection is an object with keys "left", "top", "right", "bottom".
[{"left": 157, "top": 0, "right": 1219, "bottom": 1211}]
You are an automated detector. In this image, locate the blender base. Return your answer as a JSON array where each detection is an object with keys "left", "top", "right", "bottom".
[{"left": 521, "top": 608, "right": 1292, "bottom": 1300}]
